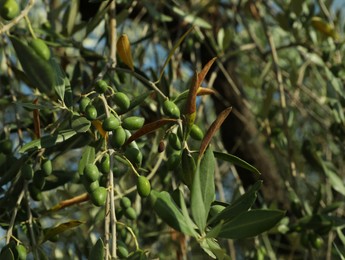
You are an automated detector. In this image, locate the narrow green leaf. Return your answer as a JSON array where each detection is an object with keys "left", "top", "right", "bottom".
[
  {"left": 206, "top": 221, "right": 223, "bottom": 239},
  {"left": 172, "top": 6, "right": 212, "bottom": 29},
  {"left": 78, "top": 145, "right": 96, "bottom": 176},
  {"left": 15, "top": 102, "right": 53, "bottom": 110},
  {"left": 200, "top": 238, "right": 229, "bottom": 260},
  {"left": 88, "top": 238, "right": 104, "bottom": 260},
  {"left": 19, "top": 130, "right": 77, "bottom": 153},
  {"left": 50, "top": 58, "right": 66, "bottom": 102},
  {"left": 322, "top": 163, "right": 345, "bottom": 196},
  {"left": 214, "top": 151, "right": 261, "bottom": 178},
  {"left": 151, "top": 190, "right": 195, "bottom": 236},
  {"left": 10, "top": 36, "right": 55, "bottom": 94},
  {"left": 178, "top": 188, "right": 199, "bottom": 237},
  {"left": 191, "top": 160, "right": 207, "bottom": 231},
  {"left": 71, "top": 116, "right": 91, "bottom": 133},
  {"left": 218, "top": 209, "right": 285, "bottom": 239},
  {"left": 209, "top": 181, "right": 262, "bottom": 225}
]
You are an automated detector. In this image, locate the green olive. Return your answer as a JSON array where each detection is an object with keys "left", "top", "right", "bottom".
[
  {"left": 85, "top": 104, "right": 97, "bottom": 120},
  {"left": 167, "top": 152, "right": 181, "bottom": 171},
  {"left": 80, "top": 97, "right": 91, "bottom": 113},
  {"left": 113, "top": 92, "right": 130, "bottom": 111},
  {"left": 162, "top": 100, "right": 180, "bottom": 118},
  {"left": 110, "top": 127, "right": 126, "bottom": 148},
  {"left": 0, "top": 0, "right": 20, "bottom": 21},
  {"left": 21, "top": 163, "right": 34, "bottom": 180},
  {"left": 0, "top": 139, "right": 12, "bottom": 154},
  {"left": 117, "top": 241, "right": 129, "bottom": 258},
  {"left": 99, "top": 154, "right": 110, "bottom": 174},
  {"left": 88, "top": 180, "right": 100, "bottom": 192},
  {"left": 122, "top": 116, "right": 145, "bottom": 130},
  {"left": 120, "top": 196, "right": 131, "bottom": 209},
  {"left": 83, "top": 164, "right": 100, "bottom": 182},
  {"left": 29, "top": 38, "right": 51, "bottom": 61},
  {"left": 190, "top": 124, "right": 204, "bottom": 141},
  {"left": 168, "top": 133, "right": 182, "bottom": 150},
  {"left": 124, "top": 207, "right": 137, "bottom": 220},
  {"left": 137, "top": 176, "right": 151, "bottom": 197},
  {"left": 41, "top": 158, "right": 52, "bottom": 176},
  {"left": 28, "top": 183, "right": 42, "bottom": 201},
  {"left": 15, "top": 244, "right": 27, "bottom": 260},
  {"left": 90, "top": 187, "right": 107, "bottom": 207},
  {"left": 95, "top": 80, "right": 108, "bottom": 94},
  {"left": 102, "top": 115, "right": 120, "bottom": 131}
]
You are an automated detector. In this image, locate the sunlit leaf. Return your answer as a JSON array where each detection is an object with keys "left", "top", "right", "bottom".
[{"left": 71, "top": 116, "right": 91, "bottom": 133}]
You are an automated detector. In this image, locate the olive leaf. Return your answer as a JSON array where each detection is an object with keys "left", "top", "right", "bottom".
[
  {"left": 117, "top": 34, "right": 134, "bottom": 71},
  {"left": 40, "top": 220, "right": 84, "bottom": 244},
  {"left": 88, "top": 238, "right": 104, "bottom": 260}
]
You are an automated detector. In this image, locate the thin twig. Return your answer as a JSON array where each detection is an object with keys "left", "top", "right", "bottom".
[{"left": 6, "top": 188, "right": 25, "bottom": 243}]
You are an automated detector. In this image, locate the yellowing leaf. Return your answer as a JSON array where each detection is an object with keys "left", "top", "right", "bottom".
[
  {"left": 311, "top": 16, "right": 339, "bottom": 40},
  {"left": 41, "top": 220, "right": 84, "bottom": 244},
  {"left": 92, "top": 120, "right": 108, "bottom": 139},
  {"left": 117, "top": 34, "right": 134, "bottom": 70}
]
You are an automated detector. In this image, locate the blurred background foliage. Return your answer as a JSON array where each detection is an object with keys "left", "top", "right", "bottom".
[{"left": 0, "top": 0, "right": 345, "bottom": 259}]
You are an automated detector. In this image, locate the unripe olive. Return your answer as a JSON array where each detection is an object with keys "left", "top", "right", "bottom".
[
  {"left": 0, "top": 0, "right": 20, "bottom": 21},
  {"left": 124, "top": 147, "right": 142, "bottom": 167},
  {"left": 41, "top": 158, "right": 52, "bottom": 176},
  {"left": 110, "top": 127, "right": 126, "bottom": 148},
  {"left": 88, "top": 180, "right": 100, "bottom": 192},
  {"left": 124, "top": 207, "right": 137, "bottom": 220},
  {"left": 28, "top": 183, "right": 42, "bottom": 201},
  {"left": 102, "top": 115, "right": 120, "bottom": 131},
  {"left": 99, "top": 154, "right": 110, "bottom": 174},
  {"left": 21, "top": 163, "right": 34, "bottom": 180},
  {"left": 83, "top": 164, "right": 100, "bottom": 182},
  {"left": 33, "top": 170, "right": 45, "bottom": 190},
  {"left": 168, "top": 133, "right": 182, "bottom": 150},
  {"left": 190, "top": 124, "right": 204, "bottom": 141},
  {"left": 180, "top": 149, "right": 196, "bottom": 187},
  {"left": 90, "top": 187, "right": 107, "bottom": 207},
  {"left": 162, "top": 100, "right": 180, "bottom": 118},
  {"left": 15, "top": 244, "right": 27, "bottom": 260},
  {"left": 80, "top": 97, "right": 91, "bottom": 113},
  {"left": 209, "top": 204, "right": 225, "bottom": 218},
  {"left": 85, "top": 104, "right": 97, "bottom": 120},
  {"left": 29, "top": 38, "right": 51, "bottom": 61},
  {"left": 122, "top": 116, "right": 145, "bottom": 130},
  {"left": 114, "top": 92, "right": 130, "bottom": 111},
  {"left": 120, "top": 196, "right": 131, "bottom": 209},
  {"left": 0, "top": 139, "right": 12, "bottom": 154},
  {"left": 95, "top": 80, "right": 108, "bottom": 94},
  {"left": 117, "top": 241, "right": 129, "bottom": 258},
  {"left": 137, "top": 176, "right": 151, "bottom": 197}
]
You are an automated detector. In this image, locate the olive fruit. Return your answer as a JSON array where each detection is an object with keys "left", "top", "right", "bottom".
[
  {"left": 137, "top": 176, "right": 151, "bottom": 197},
  {"left": 114, "top": 92, "right": 130, "bottom": 111},
  {"left": 95, "top": 80, "right": 108, "bottom": 94},
  {"left": 102, "top": 115, "right": 120, "bottom": 131},
  {"left": 29, "top": 38, "right": 51, "bottom": 61},
  {"left": 167, "top": 152, "right": 181, "bottom": 170},
  {"left": 80, "top": 97, "right": 91, "bottom": 113},
  {"left": 124, "top": 207, "right": 137, "bottom": 220},
  {"left": 117, "top": 241, "right": 129, "bottom": 258},
  {"left": 14, "top": 244, "right": 27, "bottom": 260},
  {"left": 99, "top": 154, "right": 110, "bottom": 174},
  {"left": 90, "top": 187, "right": 107, "bottom": 207},
  {"left": 209, "top": 204, "right": 225, "bottom": 217},
  {"left": 28, "top": 183, "right": 42, "bottom": 201},
  {"left": 168, "top": 133, "right": 181, "bottom": 150},
  {"left": 120, "top": 196, "right": 131, "bottom": 209},
  {"left": 122, "top": 116, "right": 145, "bottom": 130},
  {"left": 83, "top": 164, "right": 100, "bottom": 182},
  {"left": 162, "top": 100, "right": 180, "bottom": 118},
  {"left": 85, "top": 104, "right": 97, "bottom": 120},
  {"left": 180, "top": 149, "right": 196, "bottom": 187},
  {"left": 41, "top": 158, "right": 52, "bottom": 176},
  {"left": 110, "top": 127, "right": 126, "bottom": 148},
  {"left": 124, "top": 147, "right": 142, "bottom": 167},
  {"left": 88, "top": 180, "right": 100, "bottom": 192},
  {"left": 0, "top": 139, "right": 12, "bottom": 154},
  {"left": 190, "top": 124, "right": 204, "bottom": 141},
  {"left": 0, "top": 0, "right": 19, "bottom": 21},
  {"left": 158, "top": 140, "right": 165, "bottom": 153},
  {"left": 21, "top": 163, "right": 34, "bottom": 180}
]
